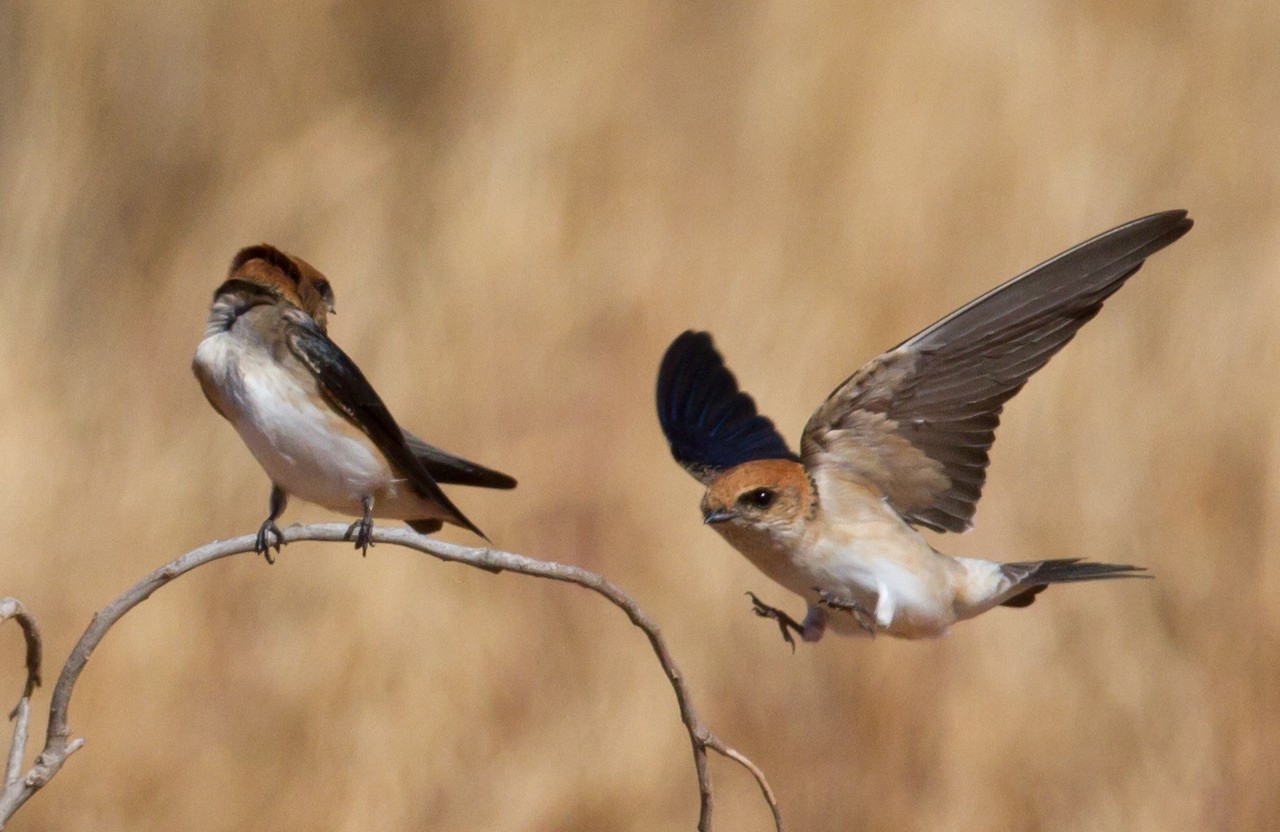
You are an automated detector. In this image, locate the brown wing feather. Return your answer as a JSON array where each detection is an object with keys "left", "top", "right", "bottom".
[{"left": 801, "top": 210, "right": 1192, "bottom": 532}]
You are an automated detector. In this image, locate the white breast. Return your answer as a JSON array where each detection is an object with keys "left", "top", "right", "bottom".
[
  {"left": 805, "top": 504, "right": 965, "bottom": 638},
  {"left": 195, "top": 331, "right": 395, "bottom": 515}
]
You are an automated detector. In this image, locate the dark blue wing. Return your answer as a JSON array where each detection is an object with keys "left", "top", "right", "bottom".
[
  {"left": 656, "top": 330, "right": 798, "bottom": 484},
  {"left": 285, "top": 313, "right": 488, "bottom": 539}
]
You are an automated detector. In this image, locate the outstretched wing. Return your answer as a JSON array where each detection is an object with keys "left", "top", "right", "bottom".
[
  {"left": 656, "top": 330, "right": 799, "bottom": 485},
  {"left": 284, "top": 312, "right": 488, "bottom": 539},
  {"left": 801, "top": 210, "right": 1193, "bottom": 532}
]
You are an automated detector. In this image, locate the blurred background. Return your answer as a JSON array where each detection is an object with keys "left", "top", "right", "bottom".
[{"left": 0, "top": 1, "right": 1276, "bottom": 830}]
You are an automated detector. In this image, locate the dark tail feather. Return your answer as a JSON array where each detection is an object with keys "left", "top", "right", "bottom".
[
  {"left": 1000, "top": 558, "right": 1150, "bottom": 608},
  {"left": 419, "top": 452, "right": 517, "bottom": 490},
  {"left": 406, "top": 519, "right": 443, "bottom": 535},
  {"left": 419, "top": 492, "right": 490, "bottom": 543},
  {"left": 401, "top": 430, "right": 517, "bottom": 490},
  {"left": 1001, "top": 585, "right": 1046, "bottom": 608}
]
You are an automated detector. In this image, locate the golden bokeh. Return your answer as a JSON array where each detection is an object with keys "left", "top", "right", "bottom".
[{"left": 1, "top": 2, "right": 1277, "bottom": 830}]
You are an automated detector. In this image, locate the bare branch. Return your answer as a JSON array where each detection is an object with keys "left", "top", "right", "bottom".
[
  {"left": 0, "top": 598, "right": 41, "bottom": 792},
  {"left": 0, "top": 526, "right": 782, "bottom": 831},
  {"left": 0, "top": 599, "right": 41, "bottom": 708},
  {"left": 3, "top": 700, "right": 27, "bottom": 792},
  {"left": 704, "top": 734, "right": 784, "bottom": 829},
  {"left": 0, "top": 593, "right": 41, "bottom": 819}
]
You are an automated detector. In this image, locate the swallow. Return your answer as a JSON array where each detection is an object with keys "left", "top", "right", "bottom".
[
  {"left": 657, "top": 210, "right": 1192, "bottom": 644},
  {"left": 242, "top": 247, "right": 516, "bottom": 493},
  {"left": 193, "top": 244, "right": 515, "bottom": 563}
]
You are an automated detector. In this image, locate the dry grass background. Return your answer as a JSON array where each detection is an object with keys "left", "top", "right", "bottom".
[{"left": 0, "top": 1, "right": 1277, "bottom": 830}]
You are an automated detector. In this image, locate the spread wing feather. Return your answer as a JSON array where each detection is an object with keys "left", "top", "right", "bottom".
[
  {"left": 801, "top": 210, "right": 1193, "bottom": 532},
  {"left": 657, "top": 330, "right": 799, "bottom": 485}
]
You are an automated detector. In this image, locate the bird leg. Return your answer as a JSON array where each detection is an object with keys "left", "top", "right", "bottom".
[
  {"left": 815, "top": 589, "right": 878, "bottom": 636},
  {"left": 747, "top": 592, "right": 807, "bottom": 651},
  {"left": 344, "top": 496, "right": 376, "bottom": 556},
  {"left": 255, "top": 485, "right": 288, "bottom": 564}
]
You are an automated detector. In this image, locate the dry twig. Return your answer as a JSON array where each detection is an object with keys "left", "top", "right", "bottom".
[
  {"left": 0, "top": 597, "right": 42, "bottom": 797},
  {"left": 0, "top": 525, "right": 782, "bottom": 830}
]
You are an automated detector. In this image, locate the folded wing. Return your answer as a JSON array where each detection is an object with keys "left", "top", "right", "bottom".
[
  {"left": 285, "top": 313, "right": 488, "bottom": 539},
  {"left": 801, "top": 210, "right": 1193, "bottom": 532}
]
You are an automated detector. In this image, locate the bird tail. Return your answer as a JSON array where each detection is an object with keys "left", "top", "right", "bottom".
[
  {"left": 401, "top": 430, "right": 517, "bottom": 490},
  {"left": 998, "top": 558, "right": 1149, "bottom": 608}
]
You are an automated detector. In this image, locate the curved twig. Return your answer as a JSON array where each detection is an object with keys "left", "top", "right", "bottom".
[
  {"left": 0, "top": 599, "right": 40, "bottom": 707},
  {"left": 0, "top": 598, "right": 41, "bottom": 792},
  {"left": 0, "top": 526, "right": 782, "bottom": 830}
]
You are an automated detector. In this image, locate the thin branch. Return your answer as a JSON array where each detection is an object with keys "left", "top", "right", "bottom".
[
  {"left": 0, "top": 525, "right": 782, "bottom": 831},
  {"left": 0, "top": 599, "right": 41, "bottom": 707},
  {"left": 705, "top": 735, "right": 783, "bottom": 830},
  {"left": 3, "top": 700, "right": 27, "bottom": 792},
  {"left": 0, "top": 598, "right": 41, "bottom": 790}
]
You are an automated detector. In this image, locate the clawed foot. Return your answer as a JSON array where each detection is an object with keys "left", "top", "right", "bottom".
[
  {"left": 747, "top": 592, "right": 805, "bottom": 652},
  {"left": 256, "top": 485, "right": 289, "bottom": 564},
  {"left": 344, "top": 515, "right": 375, "bottom": 556},
  {"left": 815, "top": 589, "right": 877, "bottom": 636},
  {"left": 255, "top": 520, "right": 284, "bottom": 564},
  {"left": 343, "top": 496, "right": 376, "bottom": 557}
]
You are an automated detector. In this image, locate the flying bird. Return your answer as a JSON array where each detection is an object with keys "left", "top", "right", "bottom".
[
  {"left": 193, "top": 245, "right": 515, "bottom": 562},
  {"left": 656, "top": 211, "right": 1192, "bottom": 643}
]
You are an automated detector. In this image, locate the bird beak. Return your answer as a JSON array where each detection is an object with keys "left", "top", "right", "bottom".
[{"left": 703, "top": 509, "right": 738, "bottom": 525}]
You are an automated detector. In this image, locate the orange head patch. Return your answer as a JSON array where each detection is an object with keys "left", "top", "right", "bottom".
[
  {"left": 701, "top": 459, "right": 814, "bottom": 527},
  {"left": 227, "top": 244, "right": 335, "bottom": 329}
]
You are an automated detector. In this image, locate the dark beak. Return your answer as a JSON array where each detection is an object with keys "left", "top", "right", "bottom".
[{"left": 703, "top": 509, "right": 738, "bottom": 525}]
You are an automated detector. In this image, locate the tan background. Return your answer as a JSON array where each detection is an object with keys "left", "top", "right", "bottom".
[{"left": 1, "top": 1, "right": 1277, "bottom": 830}]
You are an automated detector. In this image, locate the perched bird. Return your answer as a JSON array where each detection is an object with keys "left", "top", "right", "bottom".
[
  {"left": 657, "top": 210, "right": 1192, "bottom": 644},
  {"left": 193, "top": 244, "right": 515, "bottom": 562}
]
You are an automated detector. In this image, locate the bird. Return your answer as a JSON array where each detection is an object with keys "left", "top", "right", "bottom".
[
  {"left": 193, "top": 244, "right": 515, "bottom": 563},
  {"left": 656, "top": 210, "right": 1192, "bottom": 644}
]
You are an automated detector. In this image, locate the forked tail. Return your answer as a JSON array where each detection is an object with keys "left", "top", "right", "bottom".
[{"left": 999, "top": 558, "right": 1149, "bottom": 608}]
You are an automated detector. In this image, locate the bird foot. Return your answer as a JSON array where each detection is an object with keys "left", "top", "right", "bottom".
[
  {"left": 344, "top": 515, "right": 375, "bottom": 556},
  {"left": 815, "top": 589, "right": 877, "bottom": 636},
  {"left": 747, "top": 592, "right": 804, "bottom": 652},
  {"left": 255, "top": 520, "right": 284, "bottom": 564}
]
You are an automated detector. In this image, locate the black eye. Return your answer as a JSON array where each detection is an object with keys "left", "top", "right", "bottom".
[{"left": 739, "top": 488, "right": 776, "bottom": 509}]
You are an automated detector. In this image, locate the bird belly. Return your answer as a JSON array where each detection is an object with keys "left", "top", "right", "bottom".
[
  {"left": 195, "top": 333, "right": 434, "bottom": 519},
  {"left": 806, "top": 523, "right": 962, "bottom": 639},
  {"left": 235, "top": 389, "right": 385, "bottom": 514}
]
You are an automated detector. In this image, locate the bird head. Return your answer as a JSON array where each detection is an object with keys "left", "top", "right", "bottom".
[
  {"left": 216, "top": 244, "right": 336, "bottom": 329},
  {"left": 701, "top": 459, "right": 814, "bottom": 540}
]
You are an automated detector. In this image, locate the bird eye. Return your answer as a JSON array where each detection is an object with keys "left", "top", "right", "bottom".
[{"left": 739, "top": 488, "right": 776, "bottom": 509}]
